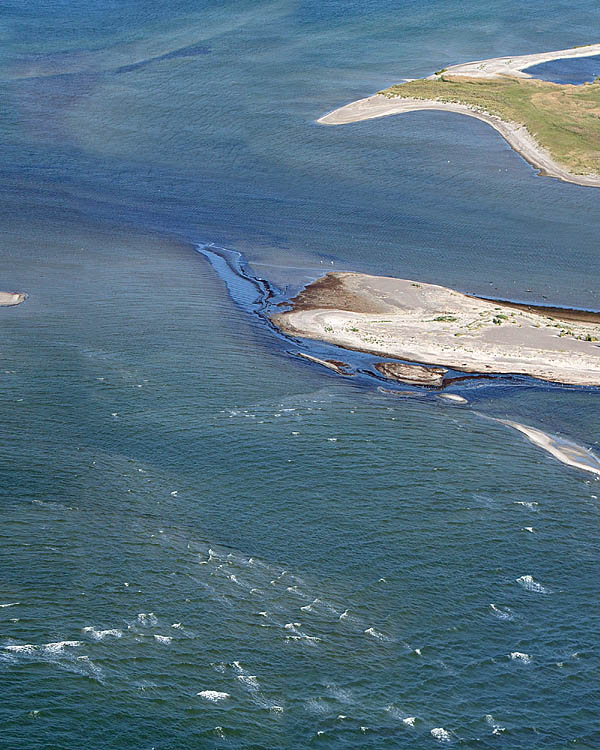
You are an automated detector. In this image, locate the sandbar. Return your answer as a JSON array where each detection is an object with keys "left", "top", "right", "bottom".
[
  {"left": 271, "top": 272, "right": 600, "bottom": 386},
  {"left": 498, "top": 418, "right": 600, "bottom": 476},
  {"left": 0, "top": 292, "right": 27, "bottom": 306}
]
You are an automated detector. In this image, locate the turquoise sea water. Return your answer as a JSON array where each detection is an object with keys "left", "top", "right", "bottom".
[{"left": 2, "top": 2, "right": 600, "bottom": 748}]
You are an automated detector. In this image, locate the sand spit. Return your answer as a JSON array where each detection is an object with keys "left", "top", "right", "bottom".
[
  {"left": 317, "top": 43, "right": 600, "bottom": 187},
  {"left": 438, "top": 43, "right": 600, "bottom": 80},
  {"left": 318, "top": 95, "right": 600, "bottom": 188},
  {"left": 498, "top": 419, "right": 600, "bottom": 477},
  {"left": 0, "top": 292, "right": 27, "bottom": 306},
  {"left": 271, "top": 272, "right": 600, "bottom": 386}
]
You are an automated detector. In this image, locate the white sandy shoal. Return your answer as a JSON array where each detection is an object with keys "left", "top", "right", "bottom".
[
  {"left": 0, "top": 292, "right": 27, "bottom": 306},
  {"left": 272, "top": 273, "right": 600, "bottom": 387},
  {"left": 498, "top": 419, "right": 600, "bottom": 477}
]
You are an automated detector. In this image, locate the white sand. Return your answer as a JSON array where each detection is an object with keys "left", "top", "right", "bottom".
[
  {"left": 498, "top": 419, "right": 600, "bottom": 477},
  {"left": 272, "top": 272, "right": 600, "bottom": 386},
  {"left": 438, "top": 43, "right": 600, "bottom": 80},
  {"left": 0, "top": 292, "right": 27, "bottom": 306}
]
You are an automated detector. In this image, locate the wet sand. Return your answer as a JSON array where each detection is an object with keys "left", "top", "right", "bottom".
[
  {"left": 271, "top": 272, "right": 600, "bottom": 386},
  {"left": 498, "top": 419, "right": 600, "bottom": 477}
]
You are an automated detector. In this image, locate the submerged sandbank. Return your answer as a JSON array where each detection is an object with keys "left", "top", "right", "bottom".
[
  {"left": 271, "top": 272, "right": 600, "bottom": 386},
  {"left": 498, "top": 419, "right": 600, "bottom": 477}
]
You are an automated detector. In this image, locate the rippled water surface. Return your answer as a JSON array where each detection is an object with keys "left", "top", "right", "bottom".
[
  {"left": 2, "top": 2, "right": 600, "bottom": 748},
  {"left": 525, "top": 53, "right": 600, "bottom": 84}
]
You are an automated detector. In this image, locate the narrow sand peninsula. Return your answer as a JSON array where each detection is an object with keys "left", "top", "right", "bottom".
[
  {"left": 271, "top": 272, "right": 600, "bottom": 386},
  {"left": 318, "top": 44, "right": 600, "bottom": 187},
  {"left": 0, "top": 292, "right": 27, "bottom": 306},
  {"left": 439, "top": 43, "right": 600, "bottom": 80}
]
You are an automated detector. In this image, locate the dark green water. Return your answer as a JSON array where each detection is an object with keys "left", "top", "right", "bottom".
[{"left": 1, "top": 2, "right": 600, "bottom": 747}]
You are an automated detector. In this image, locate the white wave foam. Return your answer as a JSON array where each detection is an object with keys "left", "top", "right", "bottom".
[
  {"left": 171, "top": 623, "right": 182, "bottom": 629},
  {"left": 4, "top": 644, "right": 36, "bottom": 653},
  {"left": 485, "top": 714, "right": 506, "bottom": 734},
  {"left": 43, "top": 641, "right": 82, "bottom": 653},
  {"left": 197, "top": 690, "right": 230, "bottom": 702},
  {"left": 514, "top": 501, "right": 539, "bottom": 509},
  {"left": 516, "top": 575, "right": 550, "bottom": 593},
  {"left": 154, "top": 635, "right": 172, "bottom": 644},
  {"left": 136, "top": 612, "right": 158, "bottom": 626},
  {"left": 403, "top": 717, "right": 416, "bottom": 727},
  {"left": 339, "top": 609, "right": 349, "bottom": 620},
  {"left": 510, "top": 651, "right": 531, "bottom": 664},
  {"left": 489, "top": 604, "right": 514, "bottom": 620},
  {"left": 0, "top": 602, "right": 20, "bottom": 608},
  {"left": 364, "top": 627, "right": 389, "bottom": 641},
  {"left": 237, "top": 674, "right": 259, "bottom": 690},
  {"left": 431, "top": 727, "right": 452, "bottom": 742},
  {"left": 83, "top": 627, "right": 122, "bottom": 640}
]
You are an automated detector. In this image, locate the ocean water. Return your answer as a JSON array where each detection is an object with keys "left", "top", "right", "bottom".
[{"left": 2, "top": 2, "right": 600, "bottom": 748}]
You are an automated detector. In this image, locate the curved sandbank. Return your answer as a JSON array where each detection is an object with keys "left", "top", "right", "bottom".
[
  {"left": 318, "top": 44, "right": 600, "bottom": 187},
  {"left": 271, "top": 272, "right": 600, "bottom": 387},
  {"left": 0, "top": 292, "right": 27, "bottom": 306},
  {"left": 498, "top": 419, "right": 600, "bottom": 477}
]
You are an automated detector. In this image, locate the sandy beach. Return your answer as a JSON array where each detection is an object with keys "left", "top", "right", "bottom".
[
  {"left": 271, "top": 272, "right": 600, "bottom": 386},
  {"left": 438, "top": 43, "right": 600, "bottom": 79},
  {"left": 0, "top": 292, "right": 27, "bottom": 306},
  {"left": 318, "top": 43, "right": 600, "bottom": 188}
]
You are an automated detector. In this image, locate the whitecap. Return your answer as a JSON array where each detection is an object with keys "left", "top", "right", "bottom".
[
  {"left": 197, "top": 690, "right": 230, "bottom": 702},
  {"left": 339, "top": 609, "right": 349, "bottom": 620},
  {"left": 522, "top": 527, "right": 535, "bottom": 533},
  {"left": 171, "top": 623, "right": 182, "bottom": 629},
  {"left": 154, "top": 635, "right": 172, "bottom": 644},
  {"left": 83, "top": 627, "right": 122, "bottom": 640},
  {"left": 516, "top": 575, "right": 550, "bottom": 593},
  {"left": 403, "top": 717, "right": 416, "bottom": 727},
  {"left": 485, "top": 714, "right": 506, "bottom": 734},
  {"left": 364, "top": 627, "right": 389, "bottom": 640},
  {"left": 431, "top": 727, "right": 452, "bottom": 742},
  {"left": 510, "top": 651, "right": 531, "bottom": 664},
  {"left": 4, "top": 644, "right": 36, "bottom": 653},
  {"left": 43, "top": 641, "right": 82, "bottom": 653},
  {"left": 0, "top": 602, "right": 20, "bottom": 608},
  {"left": 237, "top": 674, "right": 259, "bottom": 690},
  {"left": 137, "top": 612, "right": 158, "bottom": 626},
  {"left": 489, "top": 604, "right": 514, "bottom": 620}
]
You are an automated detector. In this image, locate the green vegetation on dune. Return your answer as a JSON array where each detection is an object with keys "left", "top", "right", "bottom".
[{"left": 379, "top": 76, "right": 600, "bottom": 176}]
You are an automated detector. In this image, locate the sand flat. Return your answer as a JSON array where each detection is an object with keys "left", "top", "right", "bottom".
[{"left": 271, "top": 272, "right": 600, "bottom": 386}]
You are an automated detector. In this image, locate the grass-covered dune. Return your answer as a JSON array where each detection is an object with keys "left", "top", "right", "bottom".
[{"left": 380, "top": 76, "right": 600, "bottom": 177}]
